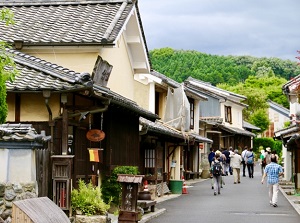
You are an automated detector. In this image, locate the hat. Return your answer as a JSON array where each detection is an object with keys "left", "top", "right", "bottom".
[
  {"left": 266, "top": 147, "right": 271, "bottom": 152},
  {"left": 234, "top": 149, "right": 238, "bottom": 153}
]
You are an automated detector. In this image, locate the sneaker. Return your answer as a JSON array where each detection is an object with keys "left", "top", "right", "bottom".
[
  {"left": 214, "top": 192, "right": 217, "bottom": 196},
  {"left": 273, "top": 204, "right": 278, "bottom": 207}
]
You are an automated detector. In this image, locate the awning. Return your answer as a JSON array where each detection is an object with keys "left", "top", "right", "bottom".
[
  {"left": 274, "top": 124, "right": 300, "bottom": 139},
  {"left": 139, "top": 117, "right": 213, "bottom": 143},
  {"left": 217, "top": 124, "right": 256, "bottom": 137},
  {"left": 243, "top": 121, "right": 261, "bottom": 131},
  {"left": 286, "top": 134, "right": 300, "bottom": 151}
]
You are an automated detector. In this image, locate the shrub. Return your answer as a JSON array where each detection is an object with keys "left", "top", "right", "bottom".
[
  {"left": 101, "top": 166, "right": 139, "bottom": 205},
  {"left": 71, "top": 179, "right": 110, "bottom": 216}
]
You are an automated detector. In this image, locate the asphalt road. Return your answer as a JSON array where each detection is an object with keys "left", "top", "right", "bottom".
[{"left": 148, "top": 167, "right": 300, "bottom": 223}]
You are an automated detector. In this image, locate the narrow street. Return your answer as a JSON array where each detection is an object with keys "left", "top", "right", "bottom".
[{"left": 148, "top": 166, "right": 300, "bottom": 223}]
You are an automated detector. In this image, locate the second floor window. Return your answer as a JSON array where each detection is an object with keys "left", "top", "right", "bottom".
[{"left": 225, "top": 105, "right": 232, "bottom": 123}]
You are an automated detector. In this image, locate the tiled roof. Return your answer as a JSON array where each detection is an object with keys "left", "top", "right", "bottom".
[
  {"left": 243, "top": 121, "right": 261, "bottom": 131},
  {"left": 185, "top": 77, "right": 248, "bottom": 107},
  {"left": 7, "top": 48, "right": 158, "bottom": 120},
  {"left": 0, "top": 123, "right": 51, "bottom": 149},
  {"left": 274, "top": 124, "right": 300, "bottom": 139},
  {"left": 140, "top": 117, "right": 213, "bottom": 143},
  {"left": 150, "top": 71, "right": 207, "bottom": 101},
  {"left": 200, "top": 116, "right": 223, "bottom": 124},
  {"left": 218, "top": 124, "right": 256, "bottom": 137},
  {"left": 0, "top": 0, "right": 135, "bottom": 46},
  {"left": 267, "top": 99, "right": 289, "bottom": 118},
  {"left": 6, "top": 49, "right": 92, "bottom": 92}
]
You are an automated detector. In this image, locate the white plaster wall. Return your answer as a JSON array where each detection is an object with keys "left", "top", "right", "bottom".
[
  {"left": 8, "top": 150, "right": 36, "bottom": 183},
  {"left": 269, "top": 108, "right": 290, "bottom": 132},
  {"left": 221, "top": 101, "right": 244, "bottom": 129},
  {"left": 282, "top": 147, "right": 292, "bottom": 181},
  {"left": 0, "top": 149, "right": 9, "bottom": 182}
]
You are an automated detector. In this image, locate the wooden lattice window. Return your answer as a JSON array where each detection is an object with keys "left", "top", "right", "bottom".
[
  {"left": 225, "top": 105, "right": 232, "bottom": 124},
  {"left": 53, "top": 179, "right": 70, "bottom": 210},
  {"left": 145, "top": 148, "right": 155, "bottom": 175}
]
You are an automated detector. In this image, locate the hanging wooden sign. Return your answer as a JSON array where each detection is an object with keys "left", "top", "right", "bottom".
[{"left": 86, "top": 129, "right": 105, "bottom": 142}]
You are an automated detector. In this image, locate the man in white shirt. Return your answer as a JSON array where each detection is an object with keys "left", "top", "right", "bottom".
[
  {"left": 230, "top": 149, "right": 242, "bottom": 184},
  {"left": 241, "top": 146, "right": 248, "bottom": 177}
]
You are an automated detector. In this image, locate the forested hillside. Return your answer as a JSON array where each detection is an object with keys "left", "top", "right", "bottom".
[
  {"left": 149, "top": 47, "right": 300, "bottom": 85},
  {"left": 149, "top": 48, "right": 300, "bottom": 132}
]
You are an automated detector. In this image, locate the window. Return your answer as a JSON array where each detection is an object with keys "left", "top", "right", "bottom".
[
  {"left": 189, "top": 98, "right": 194, "bottom": 129},
  {"left": 145, "top": 148, "right": 155, "bottom": 175},
  {"left": 225, "top": 105, "right": 232, "bottom": 123}
]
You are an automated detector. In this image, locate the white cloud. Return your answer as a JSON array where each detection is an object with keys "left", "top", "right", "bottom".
[{"left": 138, "top": 0, "right": 300, "bottom": 61}]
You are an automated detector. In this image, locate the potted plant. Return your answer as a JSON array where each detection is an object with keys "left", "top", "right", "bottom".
[{"left": 71, "top": 179, "right": 110, "bottom": 223}]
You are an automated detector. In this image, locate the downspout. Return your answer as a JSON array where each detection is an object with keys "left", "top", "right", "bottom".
[
  {"left": 53, "top": 98, "right": 111, "bottom": 120},
  {"left": 43, "top": 90, "right": 54, "bottom": 155}
]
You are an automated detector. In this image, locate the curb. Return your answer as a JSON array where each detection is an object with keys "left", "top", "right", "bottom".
[
  {"left": 279, "top": 186, "right": 300, "bottom": 215},
  {"left": 138, "top": 208, "right": 166, "bottom": 223}
]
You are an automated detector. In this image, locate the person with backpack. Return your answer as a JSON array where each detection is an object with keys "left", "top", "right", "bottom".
[
  {"left": 245, "top": 147, "right": 255, "bottom": 178},
  {"left": 210, "top": 153, "right": 223, "bottom": 196}
]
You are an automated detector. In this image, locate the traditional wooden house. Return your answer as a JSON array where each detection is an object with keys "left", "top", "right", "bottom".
[
  {"left": 0, "top": 0, "right": 212, "bottom": 209},
  {"left": 138, "top": 71, "right": 212, "bottom": 187},
  {"left": 184, "top": 77, "right": 256, "bottom": 154},
  {"left": 263, "top": 100, "right": 290, "bottom": 138},
  {"left": 274, "top": 76, "right": 300, "bottom": 188},
  {"left": 2, "top": 49, "right": 158, "bottom": 213}
]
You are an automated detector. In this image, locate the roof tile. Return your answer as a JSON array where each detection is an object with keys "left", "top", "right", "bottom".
[{"left": 0, "top": 1, "right": 135, "bottom": 45}]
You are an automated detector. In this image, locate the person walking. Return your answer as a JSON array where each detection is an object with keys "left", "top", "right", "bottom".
[
  {"left": 241, "top": 146, "right": 248, "bottom": 177},
  {"left": 208, "top": 148, "right": 215, "bottom": 189},
  {"left": 260, "top": 149, "right": 266, "bottom": 176},
  {"left": 222, "top": 147, "right": 230, "bottom": 176},
  {"left": 229, "top": 149, "right": 242, "bottom": 184},
  {"left": 208, "top": 148, "right": 215, "bottom": 167},
  {"left": 228, "top": 147, "right": 234, "bottom": 175},
  {"left": 261, "top": 155, "right": 284, "bottom": 207},
  {"left": 210, "top": 153, "right": 223, "bottom": 196},
  {"left": 245, "top": 147, "right": 255, "bottom": 178},
  {"left": 264, "top": 147, "right": 272, "bottom": 165}
]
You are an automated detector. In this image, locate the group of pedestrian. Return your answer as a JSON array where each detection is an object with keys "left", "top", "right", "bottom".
[
  {"left": 208, "top": 146, "right": 283, "bottom": 207},
  {"left": 208, "top": 147, "right": 240, "bottom": 196}
]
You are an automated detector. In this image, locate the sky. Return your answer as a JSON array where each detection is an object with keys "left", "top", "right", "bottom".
[{"left": 138, "top": 0, "right": 300, "bottom": 61}]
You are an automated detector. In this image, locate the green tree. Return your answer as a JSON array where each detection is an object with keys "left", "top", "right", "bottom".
[
  {"left": 0, "top": 8, "right": 18, "bottom": 123},
  {"left": 249, "top": 109, "right": 270, "bottom": 133},
  {"left": 150, "top": 48, "right": 300, "bottom": 87}
]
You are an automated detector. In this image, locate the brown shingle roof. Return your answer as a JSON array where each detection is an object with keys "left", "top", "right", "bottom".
[{"left": 0, "top": 0, "right": 135, "bottom": 46}]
